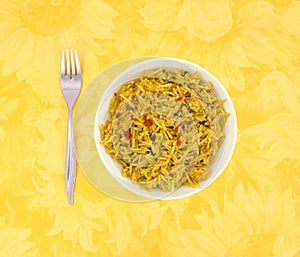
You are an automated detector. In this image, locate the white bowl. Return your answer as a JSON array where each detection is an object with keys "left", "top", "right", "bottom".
[{"left": 94, "top": 57, "right": 237, "bottom": 200}]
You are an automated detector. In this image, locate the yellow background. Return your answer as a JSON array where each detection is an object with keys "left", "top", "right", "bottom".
[{"left": 0, "top": 0, "right": 300, "bottom": 256}]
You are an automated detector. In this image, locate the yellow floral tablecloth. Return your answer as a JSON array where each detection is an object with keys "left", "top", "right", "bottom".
[{"left": 0, "top": 0, "right": 300, "bottom": 256}]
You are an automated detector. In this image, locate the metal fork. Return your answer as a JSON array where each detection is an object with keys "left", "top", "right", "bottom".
[{"left": 60, "top": 49, "right": 82, "bottom": 205}]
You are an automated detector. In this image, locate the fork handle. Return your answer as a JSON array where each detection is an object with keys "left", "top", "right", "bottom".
[{"left": 65, "top": 109, "right": 76, "bottom": 205}]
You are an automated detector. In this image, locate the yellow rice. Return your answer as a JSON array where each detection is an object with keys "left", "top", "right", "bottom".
[{"left": 100, "top": 68, "right": 229, "bottom": 192}]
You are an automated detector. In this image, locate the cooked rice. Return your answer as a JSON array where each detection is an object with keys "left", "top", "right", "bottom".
[{"left": 100, "top": 68, "right": 229, "bottom": 192}]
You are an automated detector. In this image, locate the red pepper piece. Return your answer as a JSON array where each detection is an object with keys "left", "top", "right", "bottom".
[
  {"left": 144, "top": 119, "right": 153, "bottom": 128},
  {"left": 176, "top": 96, "right": 183, "bottom": 102},
  {"left": 175, "top": 124, "right": 181, "bottom": 132},
  {"left": 124, "top": 131, "right": 132, "bottom": 140}
]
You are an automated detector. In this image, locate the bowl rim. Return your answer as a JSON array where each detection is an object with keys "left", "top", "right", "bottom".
[{"left": 94, "top": 57, "right": 237, "bottom": 200}]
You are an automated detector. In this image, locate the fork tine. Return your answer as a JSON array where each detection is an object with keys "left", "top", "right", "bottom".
[
  {"left": 70, "top": 49, "right": 76, "bottom": 78},
  {"left": 74, "top": 49, "right": 81, "bottom": 75},
  {"left": 61, "top": 49, "right": 66, "bottom": 76},
  {"left": 66, "top": 49, "right": 71, "bottom": 77}
]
